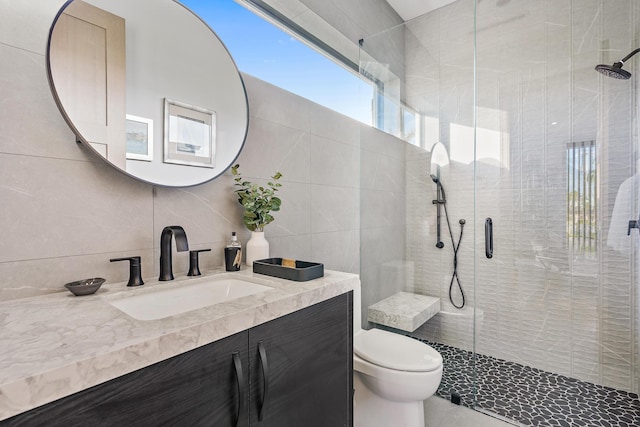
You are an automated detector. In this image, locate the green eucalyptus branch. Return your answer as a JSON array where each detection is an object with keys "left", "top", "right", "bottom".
[{"left": 231, "top": 164, "right": 283, "bottom": 232}]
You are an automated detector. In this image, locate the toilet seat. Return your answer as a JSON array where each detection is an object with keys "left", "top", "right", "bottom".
[{"left": 354, "top": 329, "right": 442, "bottom": 372}]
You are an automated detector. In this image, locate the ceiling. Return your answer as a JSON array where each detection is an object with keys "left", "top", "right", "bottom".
[{"left": 386, "top": 0, "right": 456, "bottom": 21}]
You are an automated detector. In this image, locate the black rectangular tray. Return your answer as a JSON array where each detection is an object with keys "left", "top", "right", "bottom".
[{"left": 253, "top": 258, "right": 324, "bottom": 282}]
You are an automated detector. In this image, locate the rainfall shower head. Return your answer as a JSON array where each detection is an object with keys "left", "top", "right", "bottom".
[
  {"left": 595, "top": 62, "right": 631, "bottom": 79},
  {"left": 595, "top": 48, "right": 640, "bottom": 79}
]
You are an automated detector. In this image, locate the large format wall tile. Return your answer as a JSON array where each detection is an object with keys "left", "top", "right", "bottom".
[
  {"left": 309, "top": 103, "right": 360, "bottom": 147},
  {"left": 0, "top": 44, "right": 93, "bottom": 162},
  {"left": 242, "top": 73, "right": 310, "bottom": 132},
  {"left": 311, "top": 184, "right": 359, "bottom": 233},
  {"left": 312, "top": 229, "right": 360, "bottom": 274},
  {"left": 0, "top": 154, "right": 153, "bottom": 263},
  {"left": 237, "top": 117, "right": 311, "bottom": 183},
  {"left": 268, "top": 234, "right": 313, "bottom": 262},
  {"left": 310, "top": 135, "right": 360, "bottom": 187},
  {"left": 0, "top": 0, "right": 66, "bottom": 54},
  {"left": 266, "top": 181, "right": 312, "bottom": 238},
  {"left": 153, "top": 178, "right": 244, "bottom": 247},
  {"left": 0, "top": 249, "right": 155, "bottom": 301}
]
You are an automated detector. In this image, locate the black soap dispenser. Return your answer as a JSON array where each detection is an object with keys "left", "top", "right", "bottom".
[{"left": 225, "top": 232, "right": 242, "bottom": 271}]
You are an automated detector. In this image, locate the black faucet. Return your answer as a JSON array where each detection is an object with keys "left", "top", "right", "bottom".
[{"left": 159, "top": 226, "right": 189, "bottom": 281}]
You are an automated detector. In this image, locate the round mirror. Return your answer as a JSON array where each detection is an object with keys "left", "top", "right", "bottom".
[{"left": 47, "top": 0, "right": 248, "bottom": 187}]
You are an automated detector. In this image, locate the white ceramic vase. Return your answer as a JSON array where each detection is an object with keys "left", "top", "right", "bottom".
[{"left": 246, "top": 231, "right": 269, "bottom": 267}]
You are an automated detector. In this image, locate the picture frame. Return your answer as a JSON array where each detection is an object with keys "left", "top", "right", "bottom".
[
  {"left": 164, "top": 98, "right": 216, "bottom": 168},
  {"left": 125, "top": 114, "right": 153, "bottom": 161}
]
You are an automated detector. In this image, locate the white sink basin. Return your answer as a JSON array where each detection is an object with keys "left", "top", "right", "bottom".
[{"left": 106, "top": 275, "right": 273, "bottom": 321}]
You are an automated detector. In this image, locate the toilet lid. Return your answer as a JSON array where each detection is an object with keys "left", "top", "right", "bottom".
[{"left": 354, "top": 329, "right": 442, "bottom": 372}]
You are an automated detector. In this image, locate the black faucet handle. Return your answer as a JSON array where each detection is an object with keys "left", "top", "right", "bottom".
[
  {"left": 110, "top": 256, "right": 145, "bottom": 287},
  {"left": 187, "top": 249, "right": 211, "bottom": 277}
]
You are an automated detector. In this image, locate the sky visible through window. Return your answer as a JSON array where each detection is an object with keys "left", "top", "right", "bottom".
[{"left": 180, "top": 0, "right": 372, "bottom": 124}]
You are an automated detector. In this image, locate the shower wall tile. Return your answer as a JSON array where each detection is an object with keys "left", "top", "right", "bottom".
[
  {"left": 360, "top": 149, "right": 405, "bottom": 192},
  {"left": 601, "top": 1, "right": 635, "bottom": 47},
  {"left": 358, "top": 122, "right": 407, "bottom": 326},
  {"left": 360, "top": 225, "right": 405, "bottom": 327},
  {"left": 361, "top": 189, "right": 403, "bottom": 230}
]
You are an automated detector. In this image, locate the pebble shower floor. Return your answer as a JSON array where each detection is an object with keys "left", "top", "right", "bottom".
[{"left": 423, "top": 340, "right": 640, "bottom": 426}]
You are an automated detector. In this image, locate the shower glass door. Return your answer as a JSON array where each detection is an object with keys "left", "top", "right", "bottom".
[
  {"left": 473, "top": 0, "right": 640, "bottom": 423},
  {"left": 360, "top": 0, "right": 640, "bottom": 424}
]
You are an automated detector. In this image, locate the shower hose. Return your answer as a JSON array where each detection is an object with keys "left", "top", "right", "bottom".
[{"left": 442, "top": 201, "right": 466, "bottom": 309}]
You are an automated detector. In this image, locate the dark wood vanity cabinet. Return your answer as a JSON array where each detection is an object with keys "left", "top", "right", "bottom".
[
  {"left": 2, "top": 292, "right": 352, "bottom": 427},
  {"left": 4, "top": 331, "right": 250, "bottom": 427},
  {"left": 249, "top": 292, "right": 352, "bottom": 427}
]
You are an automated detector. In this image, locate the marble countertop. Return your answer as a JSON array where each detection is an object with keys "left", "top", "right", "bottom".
[{"left": 0, "top": 268, "right": 359, "bottom": 421}]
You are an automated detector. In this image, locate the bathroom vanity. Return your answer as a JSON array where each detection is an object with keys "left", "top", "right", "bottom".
[{"left": 0, "top": 270, "right": 357, "bottom": 426}]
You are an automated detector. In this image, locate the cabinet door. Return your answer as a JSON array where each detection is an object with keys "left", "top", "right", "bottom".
[
  {"left": 249, "top": 292, "right": 353, "bottom": 427},
  {"left": 4, "top": 331, "right": 249, "bottom": 427}
]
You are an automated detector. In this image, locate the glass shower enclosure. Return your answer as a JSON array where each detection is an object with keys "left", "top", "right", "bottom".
[{"left": 359, "top": 0, "right": 640, "bottom": 423}]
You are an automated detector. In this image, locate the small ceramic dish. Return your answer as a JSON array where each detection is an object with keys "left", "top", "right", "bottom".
[{"left": 64, "top": 278, "right": 106, "bottom": 296}]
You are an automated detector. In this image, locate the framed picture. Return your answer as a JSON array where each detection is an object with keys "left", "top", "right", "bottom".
[
  {"left": 164, "top": 98, "right": 216, "bottom": 168},
  {"left": 125, "top": 115, "right": 153, "bottom": 161}
]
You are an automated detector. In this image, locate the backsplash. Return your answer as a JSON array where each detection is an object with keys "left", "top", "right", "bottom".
[{"left": 0, "top": 1, "right": 402, "bottom": 302}]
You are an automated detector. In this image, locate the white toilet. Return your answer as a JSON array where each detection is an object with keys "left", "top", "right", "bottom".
[{"left": 353, "top": 286, "right": 443, "bottom": 427}]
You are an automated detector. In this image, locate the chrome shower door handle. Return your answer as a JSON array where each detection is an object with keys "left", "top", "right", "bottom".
[{"left": 485, "top": 218, "right": 493, "bottom": 259}]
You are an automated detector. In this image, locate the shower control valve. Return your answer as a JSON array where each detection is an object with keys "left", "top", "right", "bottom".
[{"left": 628, "top": 219, "right": 639, "bottom": 236}]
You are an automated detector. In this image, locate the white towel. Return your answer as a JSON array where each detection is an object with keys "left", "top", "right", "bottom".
[{"left": 607, "top": 174, "right": 640, "bottom": 252}]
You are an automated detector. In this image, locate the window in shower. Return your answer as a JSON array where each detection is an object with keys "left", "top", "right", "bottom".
[
  {"left": 401, "top": 105, "right": 419, "bottom": 146},
  {"left": 181, "top": 0, "right": 373, "bottom": 124},
  {"left": 567, "top": 140, "right": 597, "bottom": 253},
  {"left": 373, "top": 90, "right": 422, "bottom": 145}
]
